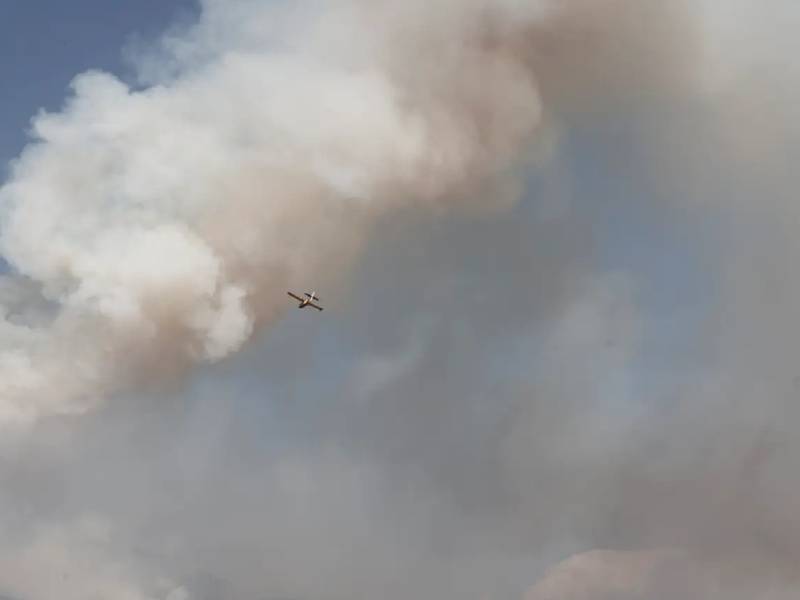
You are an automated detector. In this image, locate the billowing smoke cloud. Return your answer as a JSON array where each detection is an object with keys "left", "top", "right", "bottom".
[
  {"left": 0, "top": 0, "right": 603, "bottom": 426},
  {"left": 2, "top": 0, "right": 800, "bottom": 599}
]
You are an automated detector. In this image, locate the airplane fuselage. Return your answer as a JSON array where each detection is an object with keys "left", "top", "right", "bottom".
[{"left": 287, "top": 290, "right": 323, "bottom": 311}]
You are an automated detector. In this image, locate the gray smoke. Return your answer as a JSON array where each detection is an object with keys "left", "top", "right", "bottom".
[{"left": 1, "top": 0, "right": 800, "bottom": 599}]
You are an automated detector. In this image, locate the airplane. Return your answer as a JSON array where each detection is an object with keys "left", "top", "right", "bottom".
[{"left": 287, "top": 290, "right": 323, "bottom": 311}]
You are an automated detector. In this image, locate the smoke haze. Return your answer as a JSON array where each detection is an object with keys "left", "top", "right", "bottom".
[{"left": 1, "top": 0, "right": 799, "bottom": 598}]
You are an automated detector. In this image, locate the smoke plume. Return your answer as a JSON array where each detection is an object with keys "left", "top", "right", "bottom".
[
  {"left": 0, "top": 0, "right": 543, "bottom": 424},
  {"left": 2, "top": 0, "right": 800, "bottom": 599}
]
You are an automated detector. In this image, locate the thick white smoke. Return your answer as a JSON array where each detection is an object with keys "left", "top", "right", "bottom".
[
  {"left": 4, "top": 1, "right": 800, "bottom": 599},
  {"left": 0, "top": 0, "right": 551, "bottom": 425}
]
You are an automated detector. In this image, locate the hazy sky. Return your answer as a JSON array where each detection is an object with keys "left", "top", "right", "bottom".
[{"left": 0, "top": 2, "right": 798, "bottom": 599}]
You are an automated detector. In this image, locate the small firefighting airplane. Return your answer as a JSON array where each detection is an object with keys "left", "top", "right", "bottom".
[{"left": 287, "top": 291, "right": 323, "bottom": 311}]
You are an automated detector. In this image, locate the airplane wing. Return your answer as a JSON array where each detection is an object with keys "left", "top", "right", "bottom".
[
  {"left": 287, "top": 292, "right": 304, "bottom": 302},
  {"left": 308, "top": 303, "right": 324, "bottom": 311}
]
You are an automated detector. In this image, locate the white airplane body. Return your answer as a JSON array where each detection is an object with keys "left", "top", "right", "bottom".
[{"left": 288, "top": 291, "right": 323, "bottom": 311}]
